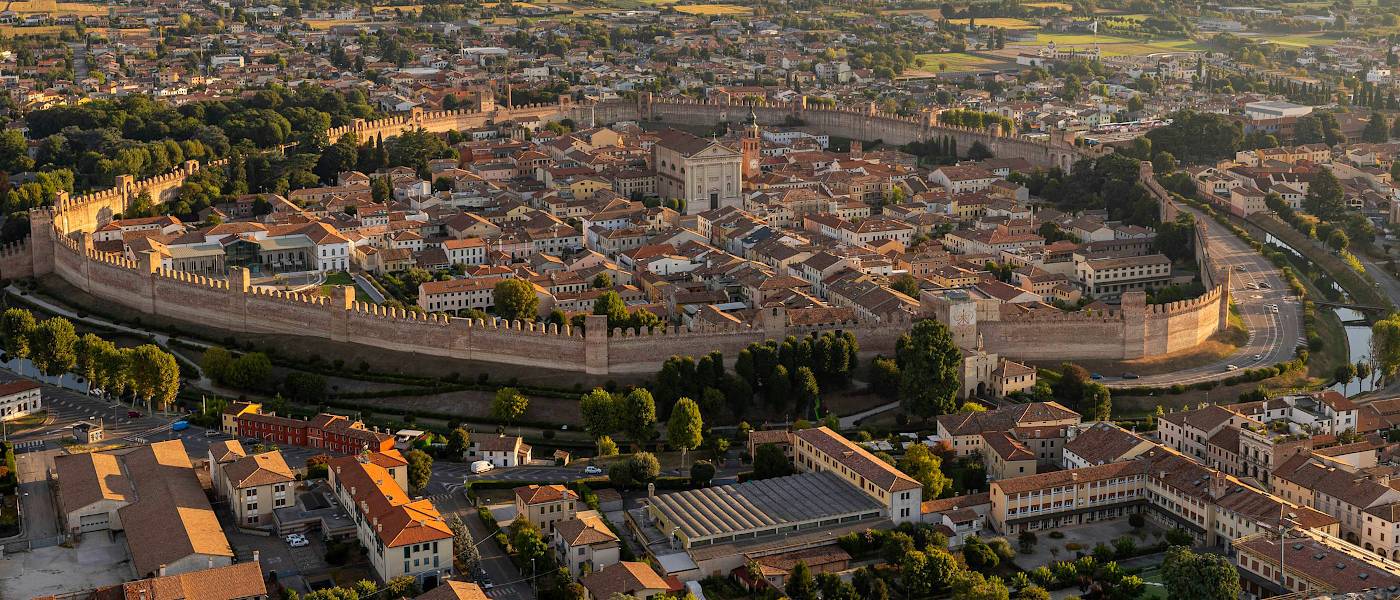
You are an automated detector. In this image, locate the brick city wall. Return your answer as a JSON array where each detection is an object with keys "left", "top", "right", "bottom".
[{"left": 0, "top": 112, "right": 1225, "bottom": 374}]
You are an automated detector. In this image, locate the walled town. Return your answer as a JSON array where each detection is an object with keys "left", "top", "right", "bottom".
[{"left": 4, "top": 0, "right": 1400, "bottom": 599}]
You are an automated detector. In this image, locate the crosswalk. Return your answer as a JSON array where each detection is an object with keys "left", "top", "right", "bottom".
[{"left": 11, "top": 439, "right": 44, "bottom": 451}]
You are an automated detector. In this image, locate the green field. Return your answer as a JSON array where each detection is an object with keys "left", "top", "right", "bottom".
[
  {"left": 913, "top": 52, "right": 1007, "bottom": 72},
  {"left": 322, "top": 271, "right": 376, "bottom": 303},
  {"left": 947, "top": 17, "right": 1039, "bottom": 29}
]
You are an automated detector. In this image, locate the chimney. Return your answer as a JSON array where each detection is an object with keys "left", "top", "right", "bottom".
[
  {"left": 253, "top": 550, "right": 260, "bottom": 563},
  {"left": 159, "top": 564, "right": 167, "bottom": 577},
  {"left": 208, "top": 557, "right": 214, "bottom": 568},
  {"left": 648, "top": 482, "right": 655, "bottom": 498}
]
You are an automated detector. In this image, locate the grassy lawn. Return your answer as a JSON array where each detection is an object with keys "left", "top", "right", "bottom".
[
  {"left": 882, "top": 7, "right": 945, "bottom": 18},
  {"left": 1237, "top": 32, "right": 1337, "bottom": 48},
  {"left": 1139, "top": 568, "right": 1168, "bottom": 600},
  {"left": 320, "top": 271, "right": 375, "bottom": 303},
  {"left": 674, "top": 4, "right": 750, "bottom": 14}
]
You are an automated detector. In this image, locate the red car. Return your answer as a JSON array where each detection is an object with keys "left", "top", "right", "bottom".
[{"left": 127, "top": 410, "right": 141, "bottom": 418}]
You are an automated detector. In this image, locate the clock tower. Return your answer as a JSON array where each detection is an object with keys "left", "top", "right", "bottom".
[{"left": 741, "top": 108, "right": 762, "bottom": 184}]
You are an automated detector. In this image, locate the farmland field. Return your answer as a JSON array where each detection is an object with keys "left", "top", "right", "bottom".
[
  {"left": 880, "top": 8, "right": 944, "bottom": 18},
  {"left": 3, "top": 0, "right": 107, "bottom": 15},
  {"left": 912, "top": 52, "right": 1008, "bottom": 72},
  {"left": 947, "top": 17, "right": 1038, "bottom": 29},
  {"left": 673, "top": 3, "right": 750, "bottom": 14},
  {"left": 1023, "top": 1, "right": 1073, "bottom": 10},
  {"left": 1010, "top": 32, "right": 1207, "bottom": 56},
  {"left": 1234, "top": 32, "right": 1337, "bottom": 48}
]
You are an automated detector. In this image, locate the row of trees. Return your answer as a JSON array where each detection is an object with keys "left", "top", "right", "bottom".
[
  {"left": 200, "top": 347, "right": 329, "bottom": 403},
  {"left": 0, "top": 308, "right": 181, "bottom": 411}
]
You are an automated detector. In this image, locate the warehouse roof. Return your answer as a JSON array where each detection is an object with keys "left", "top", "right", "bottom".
[{"left": 647, "top": 471, "right": 883, "bottom": 541}]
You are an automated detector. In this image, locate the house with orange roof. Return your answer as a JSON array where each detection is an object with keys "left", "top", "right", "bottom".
[{"left": 328, "top": 451, "right": 454, "bottom": 587}]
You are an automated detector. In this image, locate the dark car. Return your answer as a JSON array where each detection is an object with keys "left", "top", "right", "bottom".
[
  {"left": 1122, "top": 373, "right": 1140, "bottom": 379},
  {"left": 127, "top": 410, "right": 142, "bottom": 418}
]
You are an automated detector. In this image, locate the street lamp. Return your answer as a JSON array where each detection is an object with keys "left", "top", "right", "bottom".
[{"left": 530, "top": 557, "right": 536, "bottom": 600}]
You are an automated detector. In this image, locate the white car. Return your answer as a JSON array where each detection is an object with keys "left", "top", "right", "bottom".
[
  {"left": 286, "top": 534, "right": 309, "bottom": 548},
  {"left": 583, "top": 465, "right": 603, "bottom": 475}
]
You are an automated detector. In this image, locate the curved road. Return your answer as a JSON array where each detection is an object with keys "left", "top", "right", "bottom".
[{"left": 1105, "top": 205, "right": 1302, "bottom": 388}]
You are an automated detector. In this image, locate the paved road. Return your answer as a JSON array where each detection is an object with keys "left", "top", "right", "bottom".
[
  {"left": 443, "top": 492, "right": 530, "bottom": 600},
  {"left": 1106, "top": 206, "right": 1302, "bottom": 388}
]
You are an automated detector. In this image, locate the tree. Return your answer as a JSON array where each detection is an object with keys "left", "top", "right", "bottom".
[
  {"left": 446, "top": 515, "right": 480, "bottom": 572},
  {"left": 1161, "top": 546, "right": 1240, "bottom": 600},
  {"left": 1326, "top": 227, "right": 1350, "bottom": 252},
  {"left": 896, "top": 320, "right": 963, "bottom": 419},
  {"left": 1335, "top": 362, "right": 1357, "bottom": 386},
  {"left": 870, "top": 356, "right": 900, "bottom": 398},
  {"left": 127, "top": 344, "right": 180, "bottom": 412},
  {"left": 608, "top": 461, "right": 634, "bottom": 489},
  {"left": 447, "top": 428, "right": 471, "bottom": 460},
  {"left": 590, "top": 288, "right": 630, "bottom": 327},
  {"left": 1083, "top": 383, "right": 1112, "bottom": 421},
  {"left": 1152, "top": 151, "right": 1177, "bottom": 174},
  {"left": 689, "top": 460, "right": 716, "bottom": 486},
  {"left": 492, "top": 387, "right": 529, "bottom": 429},
  {"left": 596, "top": 435, "right": 619, "bottom": 457},
  {"left": 1373, "top": 313, "right": 1400, "bottom": 382},
  {"left": 591, "top": 273, "right": 612, "bottom": 289},
  {"left": 753, "top": 443, "right": 793, "bottom": 479},
  {"left": 580, "top": 388, "right": 618, "bottom": 439},
  {"left": 785, "top": 561, "right": 818, "bottom": 600},
  {"left": 667, "top": 397, "right": 704, "bottom": 466},
  {"left": 897, "top": 444, "right": 952, "bottom": 498},
  {"left": 793, "top": 366, "right": 820, "bottom": 418},
  {"left": 405, "top": 449, "right": 432, "bottom": 493},
  {"left": 1165, "top": 528, "right": 1195, "bottom": 547},
  {"left": 491, "top": 279, "right": 539, "bottom": 321},
  {"left": 627, "top": 451, "right": 661, "bottom": 484},
  {"left": 28, "top": 317, "right": 78, "bottom": 377},
  {"left": 1304, "top": 168, "right": 1346, "bottom": 220},
  {"left": 226, "top": 352, "right": 272, "bottom": 391},
  {"left": 283, "top": 372, "right": 327, "bottom": 403},
  {"left": 1363, "top": 112, "right": 1391, "bottom": 143},
  {"left": 621, "top": 388, "right": 657, "bottom": 449},
  {"left": 1018, "top": 531, "right": 1038, "bottom": 554},
  {"left": 74, "top": 333, "right": 105, "bottom": 392},
  {"left": 1, "top": 308, "right": 35, "bottom": 373},
  {"left": 1016, "top": 585, "right": 1051, "bottom": 600},
  {"left": 201, "top": 347, "right": 233, "bottom": 383},
  {"left": 509, "top": 518, "right": 549, "bottom": 565}
]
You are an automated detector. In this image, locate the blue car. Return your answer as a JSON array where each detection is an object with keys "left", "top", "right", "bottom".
[
  {"left": 171, "top": 420, "right": 189, "bottom": 431},
  {"left": 1090, "top": 373, "right": 1104, "bottom": 380}
]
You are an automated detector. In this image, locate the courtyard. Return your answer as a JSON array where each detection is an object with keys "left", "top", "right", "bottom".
[
  {"left": 0, "top": 534, "right": 132, "bottom": 598},
  {"left": 1010, "top": 518, "right": 1167, "bottom": 571}
]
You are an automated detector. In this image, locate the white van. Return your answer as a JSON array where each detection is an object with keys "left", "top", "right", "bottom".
[{"left": 470, "top": 460, "right": 494, "bottom": 474}]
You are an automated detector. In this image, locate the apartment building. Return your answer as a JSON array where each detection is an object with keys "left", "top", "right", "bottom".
[
  {"left": 791, "top": 426, "right": 923, "bottom": 523},
  {"left": 1158, "top": 404, "right": 1251, "bottom": 462},
  {"left": 0, "top": 379, "right": 41, "bottom": 422},
  {"left": 514, "top": 484, "right": 579, "bottom": 534},
  {"left": 328, "top": 451, "right": 454, "bottom": 587},
  {"left": 208, "top": 441, "right": 296, "bottom": 528},
  {"left": 236, "top": 411, "right": 395, "bottom": 455},
  {"left": 988, "top": 445, "right": 1338, "bottom": 550},
  {"left": 1273, "top": 454, "right": 1400, "bottom": 551},
  {"left": 1073, "top": 253, "right": 1172, "bottom": 298},
  {"left": 1061, "top": 422, "right": 1154, "bottom": 469},
  {"left": 1233, "top": 529, "right": 1400, "bottom": 599},
  {"left": 936, "top": 402, "right": 1081, "bottom": 461}
]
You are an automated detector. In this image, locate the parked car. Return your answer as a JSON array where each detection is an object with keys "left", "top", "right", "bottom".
[
  {"left": 470, "top": 460, "right": 494, "bottom": 474},
  {"left": 286, "top": 534, "right": 309, "bottom": 548},
  {"left": 205, "top": 429, "right": 222, "bottom": 437},
  {"left": 127, "top": 410, "right": 142, "bottom": 418},
  {"left": 583, "top": 465, "right": 603, "bottom": 475}
]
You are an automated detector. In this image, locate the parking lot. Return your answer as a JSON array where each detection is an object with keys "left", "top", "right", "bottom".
[{"left": 224, "top": 526, "right": 331, "bottom": 590}]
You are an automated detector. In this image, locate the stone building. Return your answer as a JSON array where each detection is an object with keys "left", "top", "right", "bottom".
[{"left": 653, "top": 129, "right": 743, "bottom": 214}]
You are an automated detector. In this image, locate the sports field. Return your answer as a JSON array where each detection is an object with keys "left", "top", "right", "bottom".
[{"left": 1023, "top": 1, "right": 1072, "bottom": 10}]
